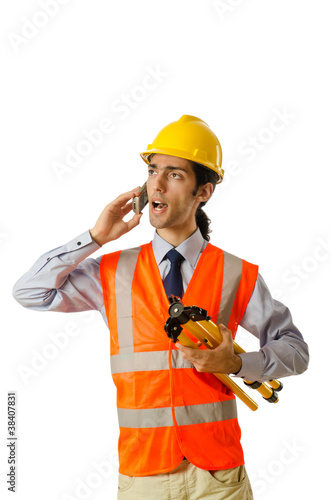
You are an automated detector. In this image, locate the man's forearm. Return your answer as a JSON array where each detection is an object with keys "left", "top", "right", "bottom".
[
  {"left": 235, "top": 274, "right": 309, "bottom": 382},
  {"left": 12, "top": 230, "right": 103, "bottom": 313}
]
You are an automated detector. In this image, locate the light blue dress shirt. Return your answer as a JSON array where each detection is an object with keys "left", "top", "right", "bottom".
[{"left": 12, "top": 228, "right": 309, "bottom": 382}]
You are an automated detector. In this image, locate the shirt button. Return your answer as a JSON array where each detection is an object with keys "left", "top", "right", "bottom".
[
  {"left": 47, "top": 257, "right": 50, "bottom": 261},
  {"left": 77, "top": 241, "right": 81, "bottom": 246}
]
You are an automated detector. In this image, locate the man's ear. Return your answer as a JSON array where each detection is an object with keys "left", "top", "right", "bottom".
[{"left": 197, "top": 182, "right": 214, "bottom": 203}]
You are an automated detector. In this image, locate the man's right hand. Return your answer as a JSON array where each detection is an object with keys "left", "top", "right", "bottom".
[{"left": 89, "top": 187, "right": 143, "bottom": 246}]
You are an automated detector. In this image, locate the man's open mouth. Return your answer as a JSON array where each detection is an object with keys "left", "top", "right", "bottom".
[{"left": 152, "top": 201, "right": 168, "bottom": 212}]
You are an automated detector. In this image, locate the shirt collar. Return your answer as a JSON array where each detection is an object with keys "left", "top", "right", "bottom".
[{"left": 152, "top": 228, "right": 208, "bottom": 268}]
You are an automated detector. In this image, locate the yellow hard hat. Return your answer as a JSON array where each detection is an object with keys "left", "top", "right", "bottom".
[{"left": 140, "top": 115, "right": 224, "bottom": 183}]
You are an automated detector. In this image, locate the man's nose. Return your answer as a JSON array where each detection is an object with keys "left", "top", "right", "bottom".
[{"left": 153, "top": 173, "right": 165, "bottom": 192}]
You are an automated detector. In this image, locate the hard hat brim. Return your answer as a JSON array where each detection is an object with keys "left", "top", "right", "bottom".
[{"left": 139, "top": 149, "right": 224, "bottom": 184}]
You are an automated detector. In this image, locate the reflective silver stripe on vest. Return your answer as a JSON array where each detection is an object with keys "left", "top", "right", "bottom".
[
  {"left": 217, "top": 251, "right": 243, "bottom": 326},
  {"left": 117, "top": 400, "right": 237, "bottom": 428},
  {"left": 115, "top": 247, "right": 142, "bottom": 354},
  {"left": 171, "top": 350, "right": 195, "bottom": 369},
  {"left": 111, "top": 350, "right": 194, "bottom": 374},
  {"left": 175, "top": 400, "right": 237, "bottom": 426},
  {"left": 118, "top": 406, "right": 174, "bottom": 428}
]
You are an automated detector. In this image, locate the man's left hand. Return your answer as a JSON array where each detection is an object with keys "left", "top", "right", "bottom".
[{"left": 176, "top": 324, "right": 242, "bottom": 375}]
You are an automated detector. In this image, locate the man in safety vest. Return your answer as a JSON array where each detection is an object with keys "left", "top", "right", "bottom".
[{"left": 13, "top": 115, "right": 309, "bottom": 500}]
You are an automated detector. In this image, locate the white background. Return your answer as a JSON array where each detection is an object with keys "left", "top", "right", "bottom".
[{"left": 1, "top": 1, "right": 330, "bottom": 499}]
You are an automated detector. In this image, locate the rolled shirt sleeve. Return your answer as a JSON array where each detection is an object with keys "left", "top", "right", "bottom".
[
  {"left": 12, "top": 230, "right": 105, "bottom": 316},
  {"left": 234, "top": 274, "right": 309, "bottom": 382}
]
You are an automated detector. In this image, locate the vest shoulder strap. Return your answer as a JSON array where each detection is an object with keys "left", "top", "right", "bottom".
[{"left": 206, "top": 244, "right": 258, "bottom": 330}]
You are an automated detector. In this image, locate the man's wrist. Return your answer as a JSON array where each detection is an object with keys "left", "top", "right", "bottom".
[
  {"left": 230, "top": 354, "right": 242, "bottom": 375},
  {"left": 89, "top": 229, "right": 103, "bottom": 247}
]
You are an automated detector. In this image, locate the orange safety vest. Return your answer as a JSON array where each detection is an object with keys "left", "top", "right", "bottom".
[{"left": 100, "top": 241, "right": 258, "bottom": 477}]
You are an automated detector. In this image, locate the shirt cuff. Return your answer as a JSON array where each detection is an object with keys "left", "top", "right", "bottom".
[
  {"left": 41, "top": 230, "right": 102, "bottom": 267},
  {"left": 233, "top": 352, "right": 265, "bottom": 382}
]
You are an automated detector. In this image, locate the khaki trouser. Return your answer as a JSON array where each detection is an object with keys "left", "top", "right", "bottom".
[{"left": 117, "top": 459, "right": 254, "bottom": 499}]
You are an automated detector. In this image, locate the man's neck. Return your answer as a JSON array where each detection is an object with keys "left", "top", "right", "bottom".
[{"left": 156, "top": 225, "right": 198, "bottom": 247}]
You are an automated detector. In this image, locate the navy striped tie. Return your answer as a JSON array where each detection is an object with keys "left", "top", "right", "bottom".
[{"left": 163, "top": 249, "right": 184, "bottom": 298}]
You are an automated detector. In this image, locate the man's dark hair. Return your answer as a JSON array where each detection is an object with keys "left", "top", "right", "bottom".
[{"left": 191, "top": 162, "right": 218, "bottom": 242}]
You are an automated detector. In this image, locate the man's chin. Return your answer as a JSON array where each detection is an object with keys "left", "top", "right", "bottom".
[
  {"left": 149, "top": 209, "right": 166, "bottom": 229},
  {"left": 148, "top": 214, "right": 171, "bottom": 230},
  {"left": 149, "top": 218, "right": 166, "bottom": 229}
]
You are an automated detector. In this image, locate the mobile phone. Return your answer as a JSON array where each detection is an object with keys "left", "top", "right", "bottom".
[{"left": 132, "top": 182, "right": 148, "bottom": 214}]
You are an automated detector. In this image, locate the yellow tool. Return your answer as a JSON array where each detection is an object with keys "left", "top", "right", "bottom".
[{"left": 164, "top": 296, "right": 283, "bottom": 412}]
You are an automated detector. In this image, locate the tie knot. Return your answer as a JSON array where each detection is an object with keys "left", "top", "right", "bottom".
[
  {"left": 165, "top": 249, "right": 184, "bottom": 265},
  {"left": 163, "top": 249, "right": 184, "bottom": 299}
]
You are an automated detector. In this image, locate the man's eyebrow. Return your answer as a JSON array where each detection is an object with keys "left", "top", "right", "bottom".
[{"left": 148, "top": 163, "right": 188, "bottom": 172}]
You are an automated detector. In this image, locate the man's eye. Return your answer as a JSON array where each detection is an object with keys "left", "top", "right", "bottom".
[
  {"left": 148, "top": 169, "right": 156, "bottom": 175},
  {"left": 170, "top": 173, "right": 181, "bottom": 179}
]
